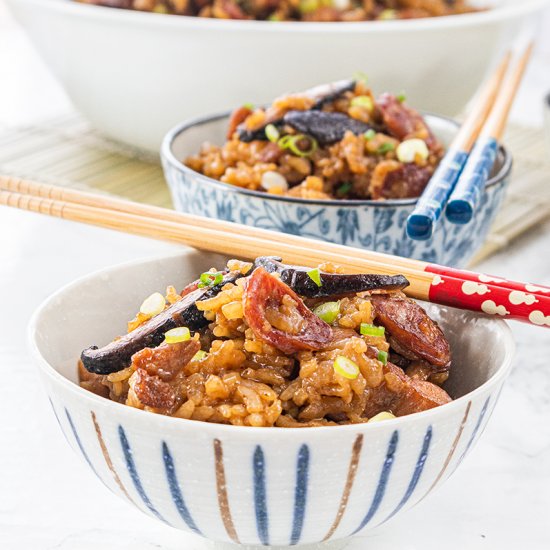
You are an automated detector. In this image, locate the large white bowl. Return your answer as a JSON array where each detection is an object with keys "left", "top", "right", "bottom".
[
  {"left": 7, "top": 0, "right": 548, "bottom": 152},
  {"left": 29, "top": 249, "right": 515, "bottom": 545}
]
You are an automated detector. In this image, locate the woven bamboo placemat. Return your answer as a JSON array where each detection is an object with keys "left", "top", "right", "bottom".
[{"left": 1, "top": 114, "right": 549, "bottom": 266}]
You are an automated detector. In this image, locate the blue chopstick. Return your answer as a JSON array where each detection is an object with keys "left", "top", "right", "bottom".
[
  {"left": 445, "top": 136, "right": 499, "bottom": 224},
  {"left": 406, "top": 148, "right": 468, "bottom": 240}
]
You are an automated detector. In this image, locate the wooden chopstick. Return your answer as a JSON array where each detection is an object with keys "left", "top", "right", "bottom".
[
  {"left": 405, "top": 52, "right": 511, "bottom": 241},
  {"left": 446, "top": 42, "right": 534, "bottom": 224},
  {"left": 1, "top": 176, "right": 549, "bottom": 328},
  {"left": 3, "top": 174, "right": 548, "bottom": 295}
]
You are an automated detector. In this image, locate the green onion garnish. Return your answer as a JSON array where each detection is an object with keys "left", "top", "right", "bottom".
[
  {"left": 360, "top": 323, "right": 385, "bottom": 337},
  {"left": 333, "top": 356, "right": 360, "bottom": 379},
  {"left": 364, "top": 129, "right": 376, "bottom": 141},
  {"left": 336, "top": 181, "right": 353, "bottom": 197},
  {"left": 164, "top": 327, "right": 190, "bottom": 344},
  {"left": 307, "top": 268, "right": 322, "bottom": 287},
  {"left": 268, "top": 13, "right": 280, "bottom": 21},
  {"left": 396, "top": 92, "right": 406, "bottom": 103},
  {"left": 352, "top": 71, "right": 368, "bottom": 83},
  {"left": 377, "top": 142, "right": 395, "bottom": 154},
  {"left": 198, "top": 271, "right": 224, "bottom": 288},
  {"left": 286, "top": 134, "right": 318, "bottom": 157},
  {"left": 193, "top": 350, "right": 208, "bottom": 361},
  {"left": 351, "top": 95, "right": 374, "bottom": 111},
  {"left": 313, "top": 301, "right": 340, "bottom": 324},
  {"left": 265, "top": 124, "right": 280, "bottom": 143},
  {"left": 243, "top": 102, "right": 254, "bottom": 110},
  {"left": 277, "top": 135, "right": 293, "bottom": 149},
  {"left": 377, "top": 350, "right": 388, "bottom": 365}
]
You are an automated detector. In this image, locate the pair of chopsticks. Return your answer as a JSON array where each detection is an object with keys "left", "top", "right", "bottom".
[
  {"left": 407, "top": 37, "right": 534, "bottom": 240},
  {"left": 1, "top": 175, "right": 549, "bottom": 329}
]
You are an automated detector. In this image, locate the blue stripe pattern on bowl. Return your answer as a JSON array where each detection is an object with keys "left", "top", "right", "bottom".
[{"left": 48, "top": 395, "right": 495, "bottom": 545}]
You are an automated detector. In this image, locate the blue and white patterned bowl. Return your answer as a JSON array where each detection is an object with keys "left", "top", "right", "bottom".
[
  {"left": 29, "top": 250, "right": 514, "bottom": 546},
  {"left": 162, "top": 113, "right": 512, "bottom": 268}
]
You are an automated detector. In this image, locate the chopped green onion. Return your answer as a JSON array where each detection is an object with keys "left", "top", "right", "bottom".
[
  {"left": 313, "top": 301, "right": 340, "bottom": 324},
  {"left": 364, "top": 129, "right": 376, "bottom": 141},
  {"left": 377, "top": 142, "right": 395, "bottom": 154},
  {"left": 334, "top": 356, "right": 360, "bottom": 379},
  {"left": 307, "top": 268, "right": 322, "bottom": 287},
  {"left": 265, "top": 124, "right": 280, "bottom": 143},
  {"left": 369, "top": 411, "right": 395, "bottom": 422},
  {"left": 277, "top": 135, "right": 293, "bottom": 149},
  {"left": 193, "top": 350, "right": 208, "bottom": 361},
  {"left": 286, "top": 134, "right": 318, "bottom": 157},
  {"left": 164, "top": 327, "right": 190, "bottom": 344},
  {"left": 336, "top": 181, "right": 353, "bottom": 197},
  {"left": 352, "top": 71, "right": 368, "bottom": 83},
  {"left": 396, "top": 92, "right": 406, "bottom": 103},
  {"left": 351, "top": 95, "right": 374, "bottom": 111},
  {"left": 198, "top": 271, "right": 224, "bottom": 288},
  {"left": 243, "top": 102, "right": 255, "bottom": 110},
  {"left": 360, "top": 323, "right": 385, "bottom": 337},
  {"left": 377, "top": 350, "right": 388, "bottom": 365}
]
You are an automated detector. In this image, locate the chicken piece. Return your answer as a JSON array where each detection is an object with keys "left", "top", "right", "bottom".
[
  {"left": 243, "top": 267, "right": 332, "bottom": 354},
  {"left": 364, "top": 362, "right": 451, "bottom": 417},
  {"left": 130, "top": 339, "right": 200, "bottom": 413}
]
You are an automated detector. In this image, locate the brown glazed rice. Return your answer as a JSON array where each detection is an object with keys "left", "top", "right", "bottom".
[
  {"left": 79, "top": 258, "right": 452, "bottom": 427},
  {"left": 77, "top": 0, "right": 480, "bottom": 22},
  {"left": 185, "top": 79, "right": 445, "bottom": 200}
]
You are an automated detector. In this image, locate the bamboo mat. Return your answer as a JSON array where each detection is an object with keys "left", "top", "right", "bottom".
[{"left": 1, "top": 114, "right": 549, "bottom": 266}]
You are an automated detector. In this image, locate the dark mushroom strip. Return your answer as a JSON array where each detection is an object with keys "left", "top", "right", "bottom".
[
  {"left": 80, "top": 272, "right": 240, "bottom": 375},
  {"left": 303, "top": 79, "right": 356, "bottom": 108},
  {"left": 238, "top": 125, "right": 280, "bottom": 143},
  {"left": 283, "top": 111, "right": 375, "bottom": 145},
  {"left": 254, "top": 256, "right": 409, "bottom": 298},
  {"left": 370, "top": 293, "right": 451, "bottom": 369},
  {"left": 237, "top": 79, "right": 356, "bottom": 142}
]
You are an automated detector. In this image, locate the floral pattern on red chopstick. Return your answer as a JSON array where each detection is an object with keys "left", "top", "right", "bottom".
[{"left": 425, "top": 268, "right": 550, "bottom": 327}]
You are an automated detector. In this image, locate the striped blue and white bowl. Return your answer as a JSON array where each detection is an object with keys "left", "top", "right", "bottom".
[
  {"left": 161, "top": 113, "right": 512, "bottom": 268},
  {"left": 29, "top": 250, "right": 515, "bottom": 546}
]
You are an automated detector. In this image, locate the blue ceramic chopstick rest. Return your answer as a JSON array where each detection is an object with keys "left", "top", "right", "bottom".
[
  {"left": 445, "top": 137, "right": 499, "bottom": 224},
  {"left": 406, "top": 149, "right": 468, "bottom": 240}
]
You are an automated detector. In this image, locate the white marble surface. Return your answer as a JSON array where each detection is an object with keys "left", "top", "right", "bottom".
[{"left": 1, "top": 2, "right": 550, "bottom": 549}]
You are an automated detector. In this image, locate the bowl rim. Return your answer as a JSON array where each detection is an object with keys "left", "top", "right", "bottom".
[
  {"left": 161, "top": 110, "right": 513, "bottom": 208},
  {"left": 28, "top": 249, "right": 516, "bottom": 437},
  {"left": 12, "top": 0, "right": 550, "bottom": 34}
]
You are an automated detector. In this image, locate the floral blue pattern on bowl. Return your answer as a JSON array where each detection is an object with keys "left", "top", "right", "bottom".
[{"left": 162, "top": 113, "right": 512, "bottom": 267}]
